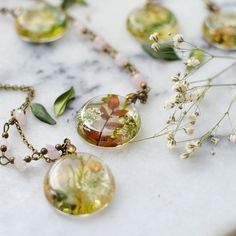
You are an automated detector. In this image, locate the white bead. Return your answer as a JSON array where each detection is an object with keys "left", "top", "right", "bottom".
[
  {"left": 0, "top": 138, "right": 10, "bottom": 151},
  {"left": 46, "top": 145, "right": 60, "bottom": 160},
  {"left": 133, "top": 73, "right": 146, "bottom": 88},
  {"left": 14, "top": 157, "right": 27, "bottom": 172},
  {"left": 114, "top": 53, "right": 128, "bottom": 67},
  {"left": 13, "top": 109, "right": 27, "bottom": 127},
  {"left": 93, "top": 36, "right": 107, "bottom": 51},
  {"left": 74, "top": 21, "right": 85, "bottom": 32}
]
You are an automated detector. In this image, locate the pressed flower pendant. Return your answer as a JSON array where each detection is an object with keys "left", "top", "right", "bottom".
[
  {"left": 77, "top": 94, "right": 141, "bottom": 148},
  {"left": 127, "top": 2, "right": 179, "bottom": 43},
  {"left": 44, "top": 152, "right": 115, "bottom": 216},
  {"left": 202, "top": 7, "right": 236, "bottom": 50},
  {"left": 15, "top": 3, "right": 68, "bottom": 43}
]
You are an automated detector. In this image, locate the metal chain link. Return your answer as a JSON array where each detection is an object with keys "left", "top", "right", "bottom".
[{"left": 0, "top": 84, "right": 37, "bottom": 152}]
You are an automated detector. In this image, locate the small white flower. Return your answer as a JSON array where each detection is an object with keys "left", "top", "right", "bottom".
[
  {"left": 180, "top": 152, "right": 190, "bottom": 159},
  {"left": 151, "top": 42, "right": 160, "bottom": 52},
  {"left": 186, "top": 57, "right": 200, "bottom": 67},
  {"left": 164, "top": 100, "right": 175, "bottom": 109},
  {"left": 188, "top": 113, "right": 198, "bottom": 123},
  {"left": 172, "top": 82, "right": 188, "bottom": 93},
  {"left": 172, "top": 93, "right": 185, "bottom": 104},
  {"left": 166, "top": 132, "right": 177, "bottom": 149},
  {"left": 185, "top": 140, "right": 201, "bottom": 152},
  {"left": 167, "top": 115, "right": 176, "bottom": 124},
  {"left": 171, "top": 73, "right": 181, "bottom": 83},
  {"left": 230, "top": 134, "right": 236, "bottom": 144},
  {"left": 184, "top": 126, "right": 194, "bottom": 135},
  {"left": 167, "top": 142, "right": 177, "bottom": 149},
  {"left": 173, "top": 34, "right": 184, "bottom": 47},
  {"left": 149, "top": 32, "right": 159, "bottom": 42},
  {"left": 211, "top": 137, "right": 220, "bottom": 145}
]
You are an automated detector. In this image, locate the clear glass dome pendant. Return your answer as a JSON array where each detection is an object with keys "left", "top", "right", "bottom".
[
  {"left": 127, "top": 0, "right": 179, "bottom": 43},
  {"left": 77, "top": 94, "right": 141, "bottom": 148},
  {"left": 202, "top": 4, "right": 236, "bottom": 50},
  {"left": 44, "top": 152, "right": 115, "bottom": 216},
  {"left": 15, "top": 2, "right": 68, "bottom": 43}
]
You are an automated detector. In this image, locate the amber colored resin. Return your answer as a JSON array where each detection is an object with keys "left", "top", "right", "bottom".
[
  {"left": 77, "top": 94, "right": 141, "bottom": 148},
  {"left": 15, "top": 3, "right": 67, "bottom": 43},
  {"left": 203, "top": 8, "right": 236, "bottom": 50},
  {"left": 127, "top": 2, "right": 179, "bottom": 43},
  {"left": 44, "top": 153, "right": 115, "bottom": 216}
]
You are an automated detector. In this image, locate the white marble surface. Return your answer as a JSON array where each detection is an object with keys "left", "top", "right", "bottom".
[{"left": 1, "top": 0, "right": 236, "bottom": 236}]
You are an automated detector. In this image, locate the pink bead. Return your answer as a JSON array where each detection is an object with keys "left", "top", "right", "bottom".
[
  {"left": 13, "top": 109, "right": 27, "bottom": 127},
  {"left": 133, "top": 73, "right": 146, "bottom": 88},
  {"left": 14, "top": 156, "right": 27, "bottom": 172},
  {"left": 114, "top": 53, "right": 128, "bottom": 67},
  {"left": 0, "top": 138, "right": 10, "bottom": 151},
  {"left": 74, "top": 21, "right": 85, "bottom": 32},
  {"left": 93, "top": 36, "right": 107, "bottom": 51},
  {"left": 46, "top": 145, "right": 60, "bottom": 160}
]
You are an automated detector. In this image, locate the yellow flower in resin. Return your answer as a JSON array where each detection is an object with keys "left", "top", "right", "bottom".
[
  {"left": 202, "top": 8, "right": 236, "bottom": 50},
  {"left": 44, "top": 153, "right": 115, "bottom": 216},
  {"left": 15, "top": 3, "right": 68, "bottom": 43},
  {"left": 127, "top": 3, "right": 179, "bottom": 43}
]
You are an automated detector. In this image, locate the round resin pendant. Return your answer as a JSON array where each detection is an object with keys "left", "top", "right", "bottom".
[
  {"left": 203, "top": 8, "right": 236, "bottom": 50},
  {"left": 127, "top": 3, "right": 179, "bottom": 43},
  {"left": 77, "top": 94, "right": 141, "bottom": 148},
  {"left": 44, "top": 153, "right": 115, "bottom": 216},
  {"left": 15, "top": 3, "right": 67, "bottom": 43}
]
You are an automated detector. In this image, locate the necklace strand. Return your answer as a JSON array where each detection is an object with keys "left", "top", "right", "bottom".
[{"left": 0, "top": 85, "right": 76, "bottom": 167}]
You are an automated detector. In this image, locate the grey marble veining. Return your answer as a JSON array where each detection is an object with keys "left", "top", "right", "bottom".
[{"left": 0, "top": 0, "right": 236, "bottom": 236}]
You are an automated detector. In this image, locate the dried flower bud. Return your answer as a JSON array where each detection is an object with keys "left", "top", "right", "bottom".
[
  {"left": 149, "top": 32, "right": 159, "bottom": 42},
  {"left": 151, "top": 42, "right": 160, "bottom": 52}
]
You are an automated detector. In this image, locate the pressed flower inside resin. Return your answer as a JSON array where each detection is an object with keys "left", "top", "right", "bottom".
[
  {"left": 77, "top": 94, "right": 141, "bottom": 147},
  {"left": 127, "top": 3, "right": 179, "bottom": 43},
  {"left": 44, "top": 153, "right": 115, "bottom": 216},
  {"left": 15, "top": 3, "right": 67, "bottom": 43},
  {"left": 202, "top": 8, "right": 236, "bottom": 50}
]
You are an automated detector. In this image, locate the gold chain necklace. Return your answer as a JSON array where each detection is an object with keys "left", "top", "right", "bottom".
[
  {"left": 73, "top": 19, "right": 150, "bottom": 148},
  {"left": 0, "top": 84, "right": 115, "bottom": 216},
  {"left": 0, "top": 3, "right": 151, "bottom": 147}
]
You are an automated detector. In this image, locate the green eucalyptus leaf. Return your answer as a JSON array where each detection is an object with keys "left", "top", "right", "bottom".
[
  {"left": 54, "top": 87, "right": 76, "bottom": 117},
  {"left": 142, "top": 42, "right": 180, "bottom": 61},
  {"left": 31, "top": 103, "right": 56, "bottom": 125},
  {"left": 189, "top": 49, "right": 205, "bottom": 63},
  {"left": 61, "top": 0, "right": 87, "bottom": 10}
]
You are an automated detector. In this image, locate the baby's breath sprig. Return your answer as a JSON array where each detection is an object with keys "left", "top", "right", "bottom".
[{"left": 135, "top": 34, "right": 236, "bottom": 159}]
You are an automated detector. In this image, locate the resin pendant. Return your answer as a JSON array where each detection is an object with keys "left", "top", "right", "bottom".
[
  {"left": 15, "top": 3, "right": 68, "bottom": 43},
  {"left": 44, "top": 153, "right": 115, "bottom": 216},
  {"left": 77, "top": 94, "right": 141, "bottom": 148},
  {"left": 127, "top": 2, "right": 179, "bottom": 43},
  {"left": 202, "top": 8, "right": 236, "bottom": 50}
]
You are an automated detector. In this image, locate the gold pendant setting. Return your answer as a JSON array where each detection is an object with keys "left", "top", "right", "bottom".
[
  {"left": 77, "top": 94, "right": 141, "bottom": 148},
  {"left": 202, "top": 7, "right": 236, "bottom": 50},
  {"left": 127, "top": 2, "right": 179, "bottom": 43},
  {"left": 15, "top": 3, "right": 68, "bottom": 43},
  {"left": 44, "top": 152, "right": 115, "bottom": 216}
]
